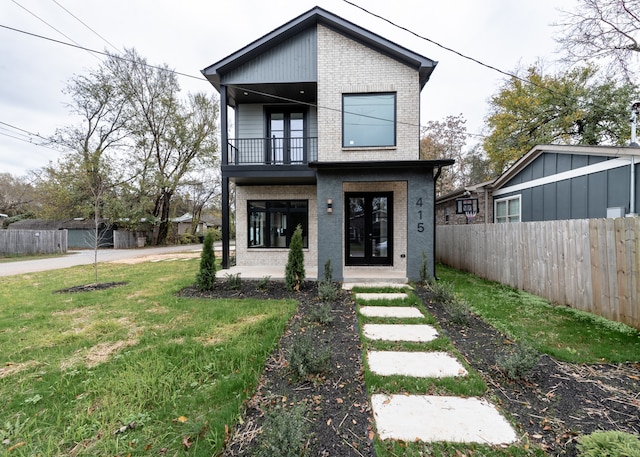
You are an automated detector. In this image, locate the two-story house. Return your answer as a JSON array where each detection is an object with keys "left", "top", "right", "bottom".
[{"left": 202, "top": 6, "right": 453, "bottom": 282}]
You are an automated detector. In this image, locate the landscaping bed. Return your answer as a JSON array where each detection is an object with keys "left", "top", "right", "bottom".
[{"left": 181, "top": 279, "right": 640, "bottom": 456}]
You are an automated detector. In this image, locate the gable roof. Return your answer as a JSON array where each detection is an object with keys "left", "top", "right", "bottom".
[
  {"left": 492, "top": 144, "right": 640, "bottom": 190},
  {"left": 202, "top": 6, "right": 437, "bottom": 91}
]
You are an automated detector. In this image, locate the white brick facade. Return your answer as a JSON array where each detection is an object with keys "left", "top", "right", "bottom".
[{"left": 317, "top": 25, "right": 420, "bottom": 162}]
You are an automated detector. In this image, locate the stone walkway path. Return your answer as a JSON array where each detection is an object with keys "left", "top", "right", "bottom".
[{"left": 351, "top": 285, "right": 518, "bottom": 446}]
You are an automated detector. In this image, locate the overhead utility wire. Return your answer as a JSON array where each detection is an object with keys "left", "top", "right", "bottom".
[
  {"left": 342, "top": 0, "right": 561, "bottom": 97},
  {"left": 0, "top": 24, "right": 206, "bottom": 82},
  {"left": 51, "top": 0, "right": 122, "bottom": 53},
  {"left": 10, "top": 0, "right": 99, "bottom": 60}
]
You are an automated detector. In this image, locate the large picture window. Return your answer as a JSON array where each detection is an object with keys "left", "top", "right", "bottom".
[
  {"left": 495, "top": 195, "right": 521, "bottom": 223},
  {"left": 343, "top": 93, "right": 396, "bottom": 147},
  {"left": 248, "top": 200, "right": 308, "bottom": 248}
]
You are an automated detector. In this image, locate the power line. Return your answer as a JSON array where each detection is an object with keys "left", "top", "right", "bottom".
[
  {"left": 10, "top": 0, "right": 99, "bottom": 61},
  {"left": 51, "top": 0, "right": 122, "bottom": 53},
  {"left": 0, "top": 121, "right": 63, "bottom": 152}
]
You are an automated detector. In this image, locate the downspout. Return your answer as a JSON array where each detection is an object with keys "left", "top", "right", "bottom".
[
  {"left": 630, "top": 155, "right": 636, "bottom": 215},
  {"left": 433, "top": 165, "right": 443, "bottom": 280}
]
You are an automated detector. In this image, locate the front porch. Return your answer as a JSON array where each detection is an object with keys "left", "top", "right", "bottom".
[{"left": 218, "top": 264, "right": 408, "bottom": 284}]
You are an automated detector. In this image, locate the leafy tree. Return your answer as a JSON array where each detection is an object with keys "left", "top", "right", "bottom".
[
  {"left": 285, "top": 224, "right": 305, "bottom": 292},
  {"left": 555, "top": 0, "right": 640, "bottom": 82},
  {"left": 0, "top": 173, "right": 36, "bottom": 217},
  {"left": 484, "top": 64, "right": 639, "bottom": 174},
  {"left": 420, "top": 114, "right": 492, "bottom": 194},
  {"left": 109, "top": 49, "right": 219, "bottom": 245},
  {"left": 196, "top": 230, "right": 216, "bottom": 291}
]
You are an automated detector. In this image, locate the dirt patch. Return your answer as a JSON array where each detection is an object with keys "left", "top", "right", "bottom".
[
  {"left": 54, "top": 282, "right": 128, "bottom": 294},
  {"left": 110, "top": 253, "right": 200, "bottom": 265},
  {"left": 0, "top": 361, "right": 39, "bottom": 379}
]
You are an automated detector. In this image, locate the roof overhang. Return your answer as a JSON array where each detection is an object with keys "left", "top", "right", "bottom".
[
  {"left": 309, "top": 159, "right": 454, "bottom": 171},
  {"left": 202, "top": 6, "right": 437, "bottom": 93}
]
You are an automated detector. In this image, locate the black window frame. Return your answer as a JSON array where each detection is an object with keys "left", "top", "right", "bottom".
[
  {"left": 247, "top": 200, "right": 309, "bottom": 248},
  {"left": 342, "top": 92, "right": 397, "bottom": 148}
]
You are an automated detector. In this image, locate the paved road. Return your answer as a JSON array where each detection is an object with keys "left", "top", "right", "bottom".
[{"left": 0, "top": 245, "right": 203, "bottom": 277}]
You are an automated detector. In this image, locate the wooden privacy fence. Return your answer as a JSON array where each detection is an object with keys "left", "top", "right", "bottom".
[
  {"left": 436, "top": 218, "right": 640, "bottom": 330},
  {"left": 0, "top": 229, "right": 68, "bottom": 255}
]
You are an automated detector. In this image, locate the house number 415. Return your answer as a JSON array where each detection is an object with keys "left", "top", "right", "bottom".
[{"left": 416, "top": 198, "right": 424, "bottom": 232}]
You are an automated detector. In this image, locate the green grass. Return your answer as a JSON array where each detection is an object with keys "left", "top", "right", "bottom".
[
  {"left": 437, "top": 264, "right": 640, "bottom": 364},
  {"left": 0, "top": 259, "right": 297, "bottom": 456}
]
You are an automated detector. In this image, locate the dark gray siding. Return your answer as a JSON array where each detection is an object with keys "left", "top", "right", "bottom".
[
  {"left": 498, "top": 152, "right": 640, "bottom": 221},
  {"left": 223, "top": 27, "right": 317, "bottom": 84}
]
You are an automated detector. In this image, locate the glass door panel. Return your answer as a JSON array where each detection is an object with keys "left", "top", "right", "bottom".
[{"left": 346, "top": 192, "right": 392, "bottom": 265}]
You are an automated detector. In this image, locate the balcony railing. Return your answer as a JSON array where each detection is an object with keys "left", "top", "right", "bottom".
[{"left": 227, "top": 137, "right": 318, "bottom": 165}]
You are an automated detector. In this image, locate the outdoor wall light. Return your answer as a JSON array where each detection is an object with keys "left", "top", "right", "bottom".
[{"left": 327, "top": 198, "right": 333, "bottom": 214}]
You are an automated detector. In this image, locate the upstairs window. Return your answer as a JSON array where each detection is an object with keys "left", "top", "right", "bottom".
[
  {"left": 343, "top": 93, "right": 396, "bottom": 148},
  {"left": 495, "top": 195, "right": 521, "bottom": 223}
]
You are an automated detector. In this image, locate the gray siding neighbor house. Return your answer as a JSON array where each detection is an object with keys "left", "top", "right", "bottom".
[
  {"left": 202, "top": 7, "right": 452, "bottom": 281},
  {"left": 436, "top": 144, "right": 640, "bottom": 225}
]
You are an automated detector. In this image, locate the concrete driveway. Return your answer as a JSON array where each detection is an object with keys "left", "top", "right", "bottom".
[{"left": 0, "top": 245, "right": 203, "bottom": 277}]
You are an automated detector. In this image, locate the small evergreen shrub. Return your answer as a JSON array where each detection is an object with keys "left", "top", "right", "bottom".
[
  {"left": 444, "top": 298, "right": 472, "bottom": 326},
  {"left": 308, "top": 303, "right": 334, "bottom": 326},
  {"left": 577, "top": 430, "right": 640, "bottom": 457},
  {"left": 256, "top": 404, "right": 310, "bottom": 457},
  {"left": 288, "top": 333, "right": 331, "bottom": 381},
  {"left": 225, "top": 273, "right": 241, "bottom": 290},
  {"left": 496, "top": 343, "right": 540, "bottom": 381},
  {"left": 420, "top": 251, "right": 429, "bottom": 284},
  {"left": 317, "top": 280, "right": 338, "bottom": 301},
  {"left": 257, "top": 276, "right": 271, "bottom": 290},
  {"left": 285, "top": 225, "right": 305, "bottom": 292},
  {"left": 323, "top": 258, "right": 333, "bottom": 283},
  {"left": 195, "top": 231, "right": 216, "bottom": 291}
]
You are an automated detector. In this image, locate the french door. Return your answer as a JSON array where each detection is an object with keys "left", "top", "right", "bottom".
[
  {"left": 267, "top": 110, "right": 305, "bottom": 164},
  {"left": 345, "top": 192, "right": 393, "bottom": 265}
]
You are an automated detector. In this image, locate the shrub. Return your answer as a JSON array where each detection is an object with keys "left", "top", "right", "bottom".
[
  {"left": 426, "top": 279, "right": 456, "bottom": 304},
  {"left": 317, "top": 280, "right": 337, "bottom": 301},
  {"left": 256, "top": 404, "right": 310, "bottom": 457},
  {"left": 195, "top": 231, "right": 216, "bottom": 291},
  {"left": 257, "top": 276, "right": 271, "bottom": 290},
  {"left": 444, "top": 298, "right": 472, "bottom": 326},
  {"left": 179, "top": 233, "right": 198, "bottom": 245},
  {"left": 420, "top": 251, "right": 429, "bottom": 284},
  {"left": 308, "top": 303, "right": 334, "bottom": 326},
  {"left": 285, "top": 224, "right": 305, "bottom": 292},
  {"left": 323, "top": 258, "right": 333, "bottom": 283},
  {"left": 496, "top": 343, "right": 540, "bottom": 381},
  {"left": 288, "top": 333, "right": 330, "bottom": 381},
  {"left": 225, "top": 273, "right": 241, "bottom": 290},
  {"left": 577, "top": 430, "right": 640, "bottom": 457}
]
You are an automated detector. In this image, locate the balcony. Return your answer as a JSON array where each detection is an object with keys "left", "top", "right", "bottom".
[{"left": 227, "top": 137, "right": 318, "bottom": 165}]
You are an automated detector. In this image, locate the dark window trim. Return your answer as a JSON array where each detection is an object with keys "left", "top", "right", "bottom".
[
  {"left": 247, "top": 200, "right": 309, "bottom": 248},
  {"left": 342, "top": 92, "right": 397, "bottom": 148}
]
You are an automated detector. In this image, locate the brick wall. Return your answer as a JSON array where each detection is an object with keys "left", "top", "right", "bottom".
[{"left": 316, "top": 25, "right": 420, "bottom": 162}]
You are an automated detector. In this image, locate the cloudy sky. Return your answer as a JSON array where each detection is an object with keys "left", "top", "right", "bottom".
[{"left": 0, "top": 0, "right": 576, "bottom": 177}]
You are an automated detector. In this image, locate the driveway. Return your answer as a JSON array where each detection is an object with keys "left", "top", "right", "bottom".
[{"left": 0, "top": 245, "right": 203, "bottom": 277}]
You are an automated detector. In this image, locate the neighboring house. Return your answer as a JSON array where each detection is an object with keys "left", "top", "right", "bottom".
[
  {"left": 202, "top": 6, "right": 452, "bottom": 281},
  {"left": 436, "top": 144, "right": 640, "bottom": 225},
  {"left": 8, "top": 218, "right": 115, "bottom": 249},
  {"left": 172, "top": 213, "right": 208, "bottom": 236}
]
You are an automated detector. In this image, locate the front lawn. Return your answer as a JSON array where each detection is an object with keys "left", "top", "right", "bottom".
[{"left": 0, "top": 260, "right": 296, "bottom": 456}]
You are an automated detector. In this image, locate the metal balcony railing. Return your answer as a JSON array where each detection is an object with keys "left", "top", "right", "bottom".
[{"left": 227, "top": 137, "right": 318, "bottom": 165}]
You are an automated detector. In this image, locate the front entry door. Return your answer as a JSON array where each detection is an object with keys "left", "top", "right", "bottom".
[{"left": 346, "top": 192, "right": 393, "bottom": 265}]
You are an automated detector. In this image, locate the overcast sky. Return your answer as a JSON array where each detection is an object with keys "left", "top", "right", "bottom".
[{"left": 0, "top": 0, "right": 576, "bottom": 177}]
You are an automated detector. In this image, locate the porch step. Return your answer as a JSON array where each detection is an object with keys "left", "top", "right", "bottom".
[{"left": 342, "top": 282, "right": 410, "bottom": 290}]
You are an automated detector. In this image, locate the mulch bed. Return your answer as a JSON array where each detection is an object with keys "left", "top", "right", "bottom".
[
  {"left": 180, "top": 280, "right": 640, "bottom": 457},
  {"left": 54, "top": 282, "right": 129, "bottom": 293}
]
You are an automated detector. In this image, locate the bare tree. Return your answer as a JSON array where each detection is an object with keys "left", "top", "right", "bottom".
[{"left": 555, "top": 0, "right": 640, "bottom": 82}]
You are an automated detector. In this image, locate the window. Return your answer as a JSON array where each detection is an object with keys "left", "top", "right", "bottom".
[
  {"left": 343, "top": 93, "right": 396, "bottom": 147},
  {"left": 248, "top": 200, "right": 308, "bottom": 248},
  {"left": 495, "top": 196, "right": 521, "bottom": 223}
]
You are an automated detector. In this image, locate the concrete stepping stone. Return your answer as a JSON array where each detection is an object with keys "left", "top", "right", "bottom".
[
  {"left": 371, "top": 394, "right": 518, "bottom": 444},
  {"left": 367, "top": 351, "right": 467, "bottom": 378},
  {"left": 359, "top": 306, "right": 424, "bottom": 318},
  {"left": 355, "top": 292, "right": 408, "bottom": 301},
  {"left": 363, "top": 324, "right": 438, "bottom": 342}
]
